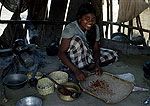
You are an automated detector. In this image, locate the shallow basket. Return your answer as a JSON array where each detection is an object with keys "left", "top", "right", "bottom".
[
  {"left": 80, "top": 72, "right": 134, "bottom": 104},
  {"left": 49, "top": 71, "right": 68, "bottom": 88},
  {"left": 27, "top": 72, "right": 43, "bottom": 80},
  {"left": 37, "top": 78, "right": 54, "bottom": 95}
]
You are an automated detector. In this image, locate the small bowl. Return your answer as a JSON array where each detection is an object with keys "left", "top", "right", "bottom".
[
  {"left": 16, "top": 96, "right": 42, "bottom": 106},
  {"left": 27, "top": 72, "right": 43, "bottom": 80},
  {"left": 57, "top": 82, "right": 81, "bottom": 101}
]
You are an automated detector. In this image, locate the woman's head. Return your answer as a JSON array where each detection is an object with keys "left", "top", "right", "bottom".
[{"left": 76, "top": 3, "right": 96, "bottom": 31}]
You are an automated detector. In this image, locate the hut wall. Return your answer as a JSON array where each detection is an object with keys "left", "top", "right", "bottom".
[
  {"left": 40, "top": 0, "right": 88, "bottom": 46},
  {"left": 40, "top": 0, "right": 68, "bottom": 46}
]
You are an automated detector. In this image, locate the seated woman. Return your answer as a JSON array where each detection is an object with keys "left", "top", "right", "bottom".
[{"left": 58, "top": 3, "right": 118, "bottom": 83}]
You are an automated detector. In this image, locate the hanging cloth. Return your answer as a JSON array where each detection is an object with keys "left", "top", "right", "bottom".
[{"left": 117, "top": 0, "right": 149, "bottom": 23}]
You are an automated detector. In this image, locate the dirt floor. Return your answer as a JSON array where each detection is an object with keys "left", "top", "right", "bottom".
[{"left": 1, "top": 49, "right": 150, "bottom": 106}]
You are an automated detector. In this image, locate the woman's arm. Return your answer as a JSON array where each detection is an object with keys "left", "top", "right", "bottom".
[
  {"left": 93, "top": 41, "right": 103, "bottom": 75},
  {"left": 58, "top": 38, "right": 86, "bottom": 81},
  {"left": 93, "top": 41, "right": 100, "bottom": 64}
]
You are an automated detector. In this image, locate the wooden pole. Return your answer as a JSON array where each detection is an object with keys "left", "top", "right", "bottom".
[
  {"left": 105, "top": 0, "right": 110, "bottom": 38},
  {"left": 128, "top": 20, "right": 133, "bottom": 38},
  {"left": 110, "top": 0, "right": 113, "bottom": 38}
]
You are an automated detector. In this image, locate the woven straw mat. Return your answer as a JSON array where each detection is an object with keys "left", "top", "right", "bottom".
[{"left": 80, "top": 72, "right": 134, "bottom": 104}]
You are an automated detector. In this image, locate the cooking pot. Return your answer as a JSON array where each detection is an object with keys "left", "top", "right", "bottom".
[
  {"left": 111, "top": 33, "right": 130, "bottom": 44},
  {"left": 57, "top": 82, "right": 81, "bottom": 101},
  {"left": 46, "top": 42, "right": 58, "bottom": 56},
  {"left": 3, "top": 74, "right": 28, "bottom": 89}
]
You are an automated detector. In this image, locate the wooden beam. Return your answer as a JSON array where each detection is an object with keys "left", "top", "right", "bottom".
[
  {"left": 0, "top": 20, "right": 70, "bottom": 25},
  {"left": 103, "top": 21, "right": 150, "bottom": 33}
]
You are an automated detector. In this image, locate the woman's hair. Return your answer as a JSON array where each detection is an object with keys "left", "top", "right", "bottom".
[
  {"left": 86, "top": 25, "right": 96, "bottom": 50},
  {"left": 76, "top": 3, "right": 97, "bottom": 50},
  {"left": 76, "top": 3, "right": 96, "bottom": 20}
]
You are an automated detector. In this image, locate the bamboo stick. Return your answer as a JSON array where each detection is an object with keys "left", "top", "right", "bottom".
[{"left": 110, "top": 0, "right": 113, "bottom": 38}]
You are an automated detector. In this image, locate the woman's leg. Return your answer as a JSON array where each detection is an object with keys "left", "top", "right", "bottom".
[
  {"left": 100, "top": 57, "right": 116, "bottom": 66},
  {"left": 99, "top": 48, "right": 118, "bottom": 67}
]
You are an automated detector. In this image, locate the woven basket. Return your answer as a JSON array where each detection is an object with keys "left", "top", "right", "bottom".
[
  {"left": 49, "top": 71, "right": 68, "bottom": 88},
  {"left": 27, "top": 72, "right": 43, "bottom": 80},
  {"left": 37, "top": 78, "right": 54, "bottom": 95},
  {"left": 80, "top": 72, "right": 134, "bottom": 104}
]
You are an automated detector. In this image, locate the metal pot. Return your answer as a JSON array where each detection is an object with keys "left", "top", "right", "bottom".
[
  {"left": 3, "top": 74, "right": 28, "bottom": 90},
  {"left": 111, "top": 33, "right": 130, "bottom": 44},
  {"left": 57, "top": 82, "right": 81, "bottom": 101}
]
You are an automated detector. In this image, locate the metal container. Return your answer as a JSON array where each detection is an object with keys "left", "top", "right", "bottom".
[
  {"left": 16, "top": 96, "right": 42, "bottom": 106},
  {"left": 57, "top": 82, "right": 81, "bottom": 101},
  {"left": 3, "top": 74, "right": 28, "bottom": 89}
]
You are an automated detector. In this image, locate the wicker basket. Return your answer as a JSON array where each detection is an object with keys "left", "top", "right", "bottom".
[
  {"left": 49, "top": 71, "right": 68, "bottom": 88},
  {"left": 37, "top": 78, "right": 54, "bottom": 95},
  {"left": 27, "top": 72, "right": 43, "bottom": 80},
  {"left": 80, "top": 72, "right": 134, "bottom": 104}
]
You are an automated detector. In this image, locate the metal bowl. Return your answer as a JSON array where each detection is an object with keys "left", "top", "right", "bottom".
[
  {"left": 16, "top": 96, "right": 42, "bottom": 106},
  {"left": 57, "top": 82, "right": 81, "bottom": 101},
  {"left": 3, "top": 74, "right": 28, "bottom": 89}
]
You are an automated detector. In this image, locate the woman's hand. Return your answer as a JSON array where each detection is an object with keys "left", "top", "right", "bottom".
[
  {"left": 74, "top": 69, "right": 86, "bottom": 81},
  {"left": 95, "top": 65, "right": 103, "bottom": 75}
]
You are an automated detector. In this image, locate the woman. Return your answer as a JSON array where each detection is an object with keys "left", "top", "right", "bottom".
[{"left": 58, "top": 3, "right": 117, "bottom": 82}]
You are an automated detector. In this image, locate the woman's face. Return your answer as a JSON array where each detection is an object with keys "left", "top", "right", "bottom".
[{"left": 79, "top": 13, "right": 96, "bottom": 32}]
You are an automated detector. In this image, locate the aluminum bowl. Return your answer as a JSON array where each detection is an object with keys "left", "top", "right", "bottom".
[
  {"left": 3, "top": 74, "right": 28, "bottom": 89},
  {"left": 16, "top": 96, "right": 42, "bottom": 106}
]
